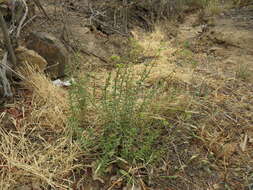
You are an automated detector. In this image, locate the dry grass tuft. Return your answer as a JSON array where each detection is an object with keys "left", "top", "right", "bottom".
[
  {"left": 0, "top": 64, "right": 82, "bottom": 189},
  {"left": 0, "top": 127, "right": 81, "bottom": 189},
  {"left": 126, "top": 18, "right": 253, "bottom": 189},
  {"left": 131, "top": 26, "right": 193, "bottom": 85},
  {"left": 205, "top": 0, "right": 226, "bottom": 15},
  {"left": 19, "top": 64, "right": 69, "bottom": 131}
]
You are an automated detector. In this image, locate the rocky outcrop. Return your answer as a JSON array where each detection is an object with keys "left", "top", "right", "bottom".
[
  {"left": 25, "top": 32, "right": 69, "bottom": 79},
  {"left": 15, "top": 46, "right": 48, "bottom": 72}
]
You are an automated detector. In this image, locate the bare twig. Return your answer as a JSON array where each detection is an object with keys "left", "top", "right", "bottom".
[
  {"left": 80, "top": 49, "right": 109, "bottom": 64},
  {"left": 32, "top": 0, "right": 51, "bottom": 21},
  {"left": 92, "top": 17, "right": 128, "bottom": 36},
  {"left": 21, "top": 15, "right": 37, "bottom": 29},
  {"left": 16, "top": 0, "right": 28, "bottom": 38}
]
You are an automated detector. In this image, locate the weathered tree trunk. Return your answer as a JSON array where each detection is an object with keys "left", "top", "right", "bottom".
[{"left": 0, "top": 9, "right": 16, "bottom": 97}]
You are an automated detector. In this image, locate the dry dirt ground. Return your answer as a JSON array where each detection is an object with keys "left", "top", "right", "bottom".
[{"left": 0, "top": 1, "right": 253, "bottom": 190}]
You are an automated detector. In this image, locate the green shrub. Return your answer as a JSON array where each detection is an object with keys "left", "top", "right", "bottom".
[
  {"left": 68, "top": 76, "right": 94, "bottom": 148},
  {"left": 68, "top": 64, "right": 162, "bottom": 174}
]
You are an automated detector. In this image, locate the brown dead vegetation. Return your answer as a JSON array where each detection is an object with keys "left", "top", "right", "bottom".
[{"left": 0, "top": 0, "right": 253, "bottom": 190}]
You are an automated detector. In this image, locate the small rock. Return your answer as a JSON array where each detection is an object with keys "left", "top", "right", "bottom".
[
  {"left": 25, "top": 32, "right": 69, "bottom": 79},
  {"left": 15, "top": 46, "right": 48, "bottom": 72}
]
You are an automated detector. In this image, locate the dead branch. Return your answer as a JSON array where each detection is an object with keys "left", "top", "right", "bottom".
[
  {"left": 80, "top": 48, "right": 109, "bottom": 64},
  {"left": 21, "top": 15, "right": 37, "bottom": 30},
  {"left": 0, "top": 9, "right": 16, "bottom": 97},
  {"left": 32, "top": 0, "right": 50, "bottom": 21},
  {"left": 0, "top": 0, "right": 30, "bottom": 97},
  {"left": 16, "top": 0, "right": 28, "bottom": 38},
  {"left": 0, "top": 10, "right": 16, "bottom": 67}
]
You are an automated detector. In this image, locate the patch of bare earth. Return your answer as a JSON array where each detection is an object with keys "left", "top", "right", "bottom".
[{"left": 157, "top": 5, "right": 253, "bottom": 190}]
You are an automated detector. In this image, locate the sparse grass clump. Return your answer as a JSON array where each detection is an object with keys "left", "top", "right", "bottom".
[
  {"left": 69, "top": 64, "right": 163, "bottom": 176},
  {"left": 18, "top": 64, "right": 68, "bottom": 131},
  {"left": 205, "top": 0, "right": 225, "bottom": 15},
  {"left": 236, "top": 64, "right": 252, "bottom": 81}
]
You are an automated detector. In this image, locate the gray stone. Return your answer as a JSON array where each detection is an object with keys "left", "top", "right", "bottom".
[
  {"left": 15, "top": 46, "right": 48, "bottom": 72},
  {"left": 25, "top": 32, "right": 69, "bottom": 79}
]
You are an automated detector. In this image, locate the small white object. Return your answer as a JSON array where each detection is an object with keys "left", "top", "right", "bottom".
[{"left": 52, "top": 79, "right": 73, "bottom": 87}]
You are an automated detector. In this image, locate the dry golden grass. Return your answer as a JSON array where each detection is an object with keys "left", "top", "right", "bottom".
[
  {"left": 0, "top": 128, "right": 81, "bottom": 189},
  {"left": 0, "top": 65, "right": 82, "bottom": 189},
  {"left": 19, "top": 64, "right": 68, "bottom": 131},
  {"left": 129, "top": 22, "right": 253, "bottom": 189},
  {"left": 1, "top": 14, "right": 253, "bottom": 188},
  {"left": 126, "top": 27, "right": 194, "bottom": 85},
  {"left": 204, "top": 0, "right": 226, "bottom": 15}
]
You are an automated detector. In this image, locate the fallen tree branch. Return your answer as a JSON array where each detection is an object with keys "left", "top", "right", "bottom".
[
  {"left": 0, "top": 9, "right": 16, "bottom": 97},
  {"left": 80, "top": 48, "right": 109, "bottom": 64},
  {"left": 16, "top": 0, "right": 28, "bottom": 38},
  {"left": 21, "top": 15, "right": 37, "bottom": 30},
  {"left": 0, "top": 53, "right": 12, "bottom": 97}
]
